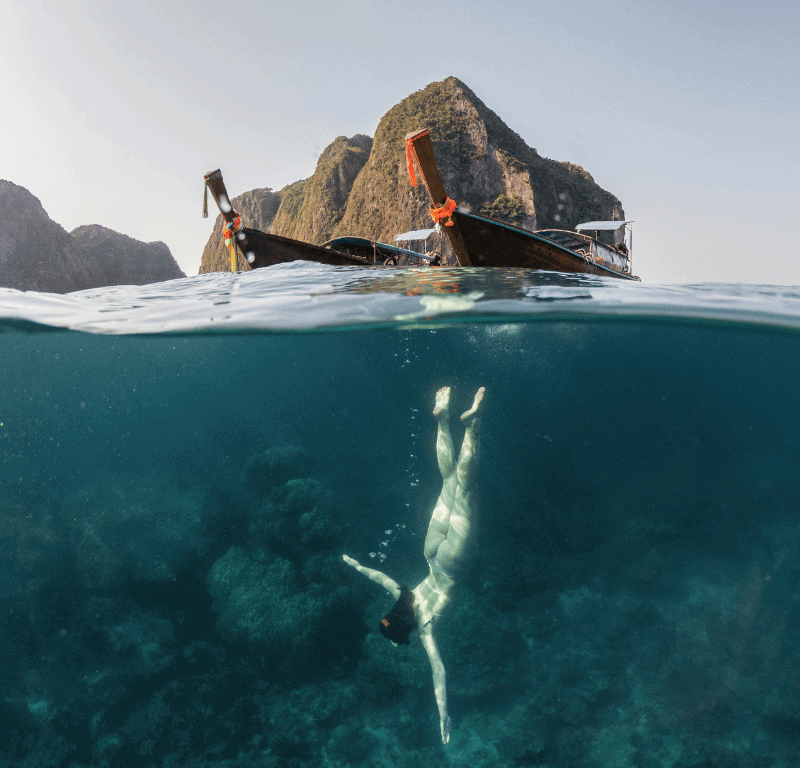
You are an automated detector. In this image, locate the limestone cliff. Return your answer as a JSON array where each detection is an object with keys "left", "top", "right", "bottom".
[
  {"left": 332, "top": 77, "right": 623, "bottom": 263},
  {"left": 200, "top": 77, "right": 624, "bottom": 270},
  {"left": 0, "top": 180, "right": 185, "bottom": 293},
  {"left": 270, "top": 134, "right": 372, "bottom": 243},
  {"left": 71, "top": 225, "right": 183, "bottom": 287},
  {"left": 0, "top": 180, "right": 95, "bottom": 293}
]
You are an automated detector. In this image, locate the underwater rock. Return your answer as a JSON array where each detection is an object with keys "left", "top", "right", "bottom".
[
  {"left": 322, "top": 713, "right": 439, "bottom": 768},
  {"left": 250, "top": 477, "right": 343, "bottom": 558},
  {"left": 357, "top": 630, "right": 429, "bottom": 697},
  {"left": 207, "top": 546, "right": 352, "bottom": 665},
  {"left": 98, "top": 602, "right": 176, "bottom": 677},
  {"left": 65, "top": 477, "right": 206, "bottom": 588},
  {"left": 242, "top": 445, "right": 314, "bottom": 501},
  {"left": 0, "top": 500, "right": 69, "bottom": 606}
]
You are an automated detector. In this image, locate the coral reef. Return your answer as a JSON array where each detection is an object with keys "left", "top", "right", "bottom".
[
  {"left": 65, "top": 476, "right": 207, "bottom": 588},
  {"left": 5, "top": 435, "right": 800, "bottom": 768},
  {"left": 249, "top": 477, "right": 343, "bottom": 558},
  {"left": 242, "top": 445, "right": 315, "bottom": 502},
  {"left": 207, "top": 546, "right": 352, "bottom": 665}
]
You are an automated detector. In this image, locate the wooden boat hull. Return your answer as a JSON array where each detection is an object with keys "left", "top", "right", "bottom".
[
  {"left": 242, "top": 228, "right": 369, "bottom": 268},
  {"left": 404, "top": 129, "right": 639, "bottom": 281},
  {"left": 205, "top": 169, "right": 379, "bottom": 270},
  {"left": 451, "top": 211, "right": 639, "bottom": 279},
  {"left": 244, "top": 231, "right": 437, "bottom": 269}
]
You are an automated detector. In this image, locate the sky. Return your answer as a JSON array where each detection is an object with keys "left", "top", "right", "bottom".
[{"left": 1, "top": 0, "right": 798, "bottom": 285}]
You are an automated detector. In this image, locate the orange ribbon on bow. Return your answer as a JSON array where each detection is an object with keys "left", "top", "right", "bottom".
[
  {"left": 223, "top": 214, "right": 242, "bottom": 271},
  {"left": 430, "top": 197, "right": 457, "bottom": 227}
]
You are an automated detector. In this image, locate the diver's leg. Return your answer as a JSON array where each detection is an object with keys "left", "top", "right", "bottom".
[
  {"left": 424, "top": 387, "right": 457, "bottom": 562},
  {"left": 435, "top": 387, "right": 484, "bottom": 574},
  {"left": 433, "top": 386, "right": 454, "bottom": 479},
  {"left": 455, "top": 387, "right": 484, "bottom": 490}
]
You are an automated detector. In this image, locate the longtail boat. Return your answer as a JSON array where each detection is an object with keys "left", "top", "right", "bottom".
[
  {"left": 203, "top": 170, "right": 436, "bottom": 270},
  {"left": 404, "top": 129, "right": 640, "bottom": 281}
]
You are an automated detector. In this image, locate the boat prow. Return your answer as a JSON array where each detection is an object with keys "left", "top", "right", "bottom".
[{"left": 203, "top": 170, "right": 435, "bottom": 270}]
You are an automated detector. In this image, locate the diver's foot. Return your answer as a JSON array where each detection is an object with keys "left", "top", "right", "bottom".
[
  {"left": 433, "top": 386, "right": 451, "bottom": 418},
  {"left": 461, "top": 387, "right": 485, "bottom": 423}
]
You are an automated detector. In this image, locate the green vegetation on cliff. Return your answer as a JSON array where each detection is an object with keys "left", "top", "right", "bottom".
[
  {"left": 332, "top": 77, "right": 622, "bottom": 258},
  {"left": 480, "top": 194, "right": 527, "bottom": 224},
  {"left": 270, "top": 179, "right": 308, "bottom": 237},
  {"left": 270, "top": 135, "right": 372, "bottom": 243}
]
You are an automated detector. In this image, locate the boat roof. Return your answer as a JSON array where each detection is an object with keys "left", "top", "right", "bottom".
[
  {"left": 575, "top": 220, "right": 633, "bottom": 231},
  {"left": 394, "top": 228, "right": 437, "bottom": 241}
]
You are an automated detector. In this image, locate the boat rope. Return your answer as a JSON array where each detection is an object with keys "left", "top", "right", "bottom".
[
  {"left": 223, "top": 214, "right": 242, "bottom": 272},
  {"left": 405, "top": 137, "right": 419, "bottom": 187},
  {"left": 430, "top": 197, "right": 457, "bottom": 227}
]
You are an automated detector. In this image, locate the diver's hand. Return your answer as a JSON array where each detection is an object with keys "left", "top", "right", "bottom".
[
  {"left": 342, "top": 554, "right": 359, "bottom": 567},
  {"left": 441, "top": 713, "right": 451, "bottom": 744}
]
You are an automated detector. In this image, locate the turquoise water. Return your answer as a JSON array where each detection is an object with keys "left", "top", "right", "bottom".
[{"left": 3, "top": 264, "right": 800, "bottom": 767}]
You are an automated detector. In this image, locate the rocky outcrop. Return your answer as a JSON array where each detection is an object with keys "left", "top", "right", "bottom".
[
  {"left": 331, "top": 77, "right": 623, "bottom": 263},
  {"left": 0, "top": 180, "right": 95, "bottom": 293},
  {"left": 270, "top": 134, "right": 373, "bottom": 243},
  {"left": 70, "top": 225, "right": 183, "bottom": 287},
  {"left": 0, "top": 179, "right": 185, "bottom": 293},
  {"left": 200, "top": 77, "right": 624, "bottom": 270}
]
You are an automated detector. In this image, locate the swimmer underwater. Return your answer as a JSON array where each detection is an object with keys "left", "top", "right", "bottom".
[{"left": 342, "top": 385, "right": 485, "bottom": 745}]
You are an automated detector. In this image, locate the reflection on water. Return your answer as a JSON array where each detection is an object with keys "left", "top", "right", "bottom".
[{"left": 3, "top": 262, "right": 800, "bottom": 334}]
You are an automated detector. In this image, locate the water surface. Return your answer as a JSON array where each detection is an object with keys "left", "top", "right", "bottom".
[{"left": 2, "top": 265, "right": 800, "bottom": 767}]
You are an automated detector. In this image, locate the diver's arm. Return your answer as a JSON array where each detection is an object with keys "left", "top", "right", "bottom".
[
  {"left": 420, "top": 624, "right": 450, "bottom": 744},
  {"left": 342, "top": 554, "right": 401, "bottom": 599}
]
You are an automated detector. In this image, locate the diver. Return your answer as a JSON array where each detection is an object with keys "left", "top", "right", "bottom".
[{"left": 343, "top": 385, "right": 485, "bottom": 745}]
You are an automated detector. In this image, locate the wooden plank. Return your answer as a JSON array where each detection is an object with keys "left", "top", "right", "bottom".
[
  {"left": 405, "top": 129, "right": 473, "bottom": 266},
  {"left": 242, "top": 229, "right": 368, "bottom": 268}
]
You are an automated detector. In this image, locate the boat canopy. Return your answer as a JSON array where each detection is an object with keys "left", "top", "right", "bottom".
[
  {"left": 575, "top": 221, "right": 633, "bottom": 231},
  {"left": 395, "top": 228, "right": 437, "bottom": 241}
]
